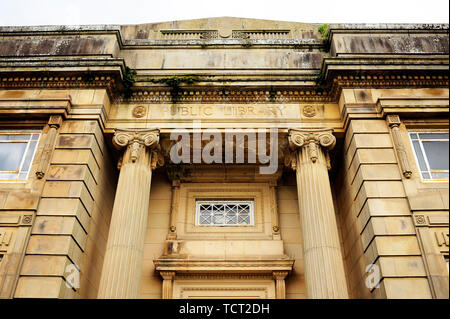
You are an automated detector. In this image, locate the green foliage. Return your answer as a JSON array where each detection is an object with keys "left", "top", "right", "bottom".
[
  {"left": 152, "top": 75, "right": 199, "bottom": 102},
  {"left": 123, "top": 66, "right": 137, "bottom": 97},
  {"left": 318, "top": 24, "right": 329, "bottom": 40},
  {"left": 242, "top": 41, "right": 253, "bottom": 48},
  {"left": 81, "top": 71, "right": 95, "bottom": 84},
  {"left": 153, "top": 75, "right": 199, "bottom": 87}
]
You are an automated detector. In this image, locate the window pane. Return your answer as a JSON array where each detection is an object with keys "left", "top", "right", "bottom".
[
  {"left": 422, "top": 172, "right": 431, "bottom": 179},
  {"left": 196, "top": 201, "right": 254, "bottom": 226},
  {"left": 21, "top": 141, "right": 37, "bottom": 171},
  {"left": 0, "top": 143, "right": 27, "bottom": 171},
  {"left": 213, "top": 214, "right": 224, "bottom": 224},
  {"left": 431, "top": 172, "right": 449, "bottom": 180},
  {"left": 0, "top": 134, "right": 30, "bottom": 141},
  {"left": 18, "top": 172, "right": 28, "bottom": 179},
  {"left": 412, "top": 140, "right": 428, "bottom": 171},
  {"left": 0, "top": 172, "right": 18, "bottom": 179},
  {"left": 419, "top": 133, "right": 449, "bottom": 140},
  {"left": 409, "top": 133, "right": 418, "bottom": 140},
  {"left": 423, "top": 141, "right": 449, "bottom": 170}
]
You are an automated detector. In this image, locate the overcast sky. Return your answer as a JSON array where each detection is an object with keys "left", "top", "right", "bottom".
[{"left": 0, "top": 0, "right": 449, "bottom": 26}]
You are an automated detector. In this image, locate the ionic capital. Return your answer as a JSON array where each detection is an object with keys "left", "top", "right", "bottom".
[
  {"left": 160, "top": 271, "right": 176, "bottom": 281},
  {"left": 288, "top": 128, "right": 335, "bottom": 166},
  {"left": 273, "top": 271, "right": 289, "bottom": 281},
  {"left": 113, "top": 128, "right": 160, "bottom": 165},
  {"left": 289, "top": 128, "right": 336, "bottom": 151}
]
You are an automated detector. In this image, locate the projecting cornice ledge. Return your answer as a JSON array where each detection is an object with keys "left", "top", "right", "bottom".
[
  {"left": 154, "top": 258, "right": 295, "bottom": 275},
  {"left": 376, "top": 97, "right": 450, "bottom": 116},
  {"left": 0, "top": 96, "right": 72, "bottom": 118}
]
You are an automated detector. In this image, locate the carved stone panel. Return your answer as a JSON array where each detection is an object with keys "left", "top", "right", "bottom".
[
  {"left": 0, "top": 211, "right": 34, "bottom": 299},
  {"left": 413, "top": 211, "right": 449, "bottom": 299}
]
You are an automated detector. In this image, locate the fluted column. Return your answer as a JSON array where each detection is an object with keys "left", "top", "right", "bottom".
[
  {"left": 160, "top": 271, "right": 175, "bottom": 299},
  {"left": 273, "top": 271, "right": 288, "bottom": 299},
  {"left": 98, "top": 129, "right": 160, "bottom": 299},
  {"left": 288, "top": 128, "right": 348, "bottom": 299}
]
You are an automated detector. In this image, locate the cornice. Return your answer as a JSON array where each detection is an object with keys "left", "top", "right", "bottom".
[
  {"left": 0, "top": 64, "right": 447, "bottom": 104},
  {"left": 0, "top": 73, "right": 119, "bottom": 98},
  {"left": 0, "top": 71, "right": 446, "bottom": 104},
  {"left": 154, "top": 258, "right": 295, "bottom": 273},
  {"left": 122, "top": 38, "right": 325, "bottom": 49},
  {"left": 124, "top": 71, "right": 448, "bottom": 104}
]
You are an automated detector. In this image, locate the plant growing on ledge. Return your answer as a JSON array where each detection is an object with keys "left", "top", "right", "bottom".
[
  {"left": 122, "top": 66, "right": 137, "bottom": 98},
  {"left": 154, "top": 75, "right": 199, "bottom": 87},
  {"left": 318, "top": 23, "right": 329, "bottom": 40},
  {"left": 152, "top": 75, "right": 199, "bottom": 102}
]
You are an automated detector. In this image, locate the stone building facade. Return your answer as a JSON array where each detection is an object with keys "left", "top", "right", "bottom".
[{"left": 0, "top": 17, "right": 448, "bottom": 299}]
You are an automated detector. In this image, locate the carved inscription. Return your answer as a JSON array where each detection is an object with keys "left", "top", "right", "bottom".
[
  {"left": 435, "top": 230, "right": 449, "bottom": 247},
  {"left": 0, "top": 229, "right": 13, "bottom": 252},
  {"left": 158, "top": 105, "right": 286, "bottom": 117}
]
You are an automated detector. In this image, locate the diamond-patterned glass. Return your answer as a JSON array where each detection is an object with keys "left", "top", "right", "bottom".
[{"left": 196, "top": 201, "right": 254, "bottom": 226}]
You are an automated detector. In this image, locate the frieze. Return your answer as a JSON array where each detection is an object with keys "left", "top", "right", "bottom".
[
  {"left": 123, "top": 73, "right": 448, "bottom": 104},
  {"left": 0, "top": 72, "right": 447, "bottom": 104}
]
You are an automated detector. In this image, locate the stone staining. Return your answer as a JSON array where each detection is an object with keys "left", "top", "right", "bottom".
[{"left": 0, "top": 18, "right": 448, "bottom": 300}]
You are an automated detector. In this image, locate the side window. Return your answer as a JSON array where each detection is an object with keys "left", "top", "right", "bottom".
[
  {"left": 195, "top": 200, "right": 254, "bottom": 226},
  {"left": 408, "top": 130, "right": 449, "bottom": 181},
  {"left": 0, "top": 131, "right": 40, "bottom": 181}
]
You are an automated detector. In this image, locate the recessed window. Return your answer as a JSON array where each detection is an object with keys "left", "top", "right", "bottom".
[
  {"left": 0, "top": 131, "right": 40, "bottom": 181},
  {"left": 409, "top": 130, "right": 449, "bottom": 181},
  {"left": 195, "top": 200, "right": 254, "bottom": 226}
]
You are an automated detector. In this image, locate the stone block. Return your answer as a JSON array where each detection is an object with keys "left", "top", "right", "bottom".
[
  {"left": 37, "top": 198, "right": 90, "bottom": 231},
  {"left": 377, "top": 256, "right": 427, "bottom": 277},
  {"left": 382, "top": 277, "right": 432, "bottom": 299},
  {"left": 14, "top": 276, "right": 76, "bottom": 299},
  {"left": 32, "top": 216, "right": 87, "bottom": 251},
  {"left": 42, "top": 181, "right": 94, "bottom": 215}
]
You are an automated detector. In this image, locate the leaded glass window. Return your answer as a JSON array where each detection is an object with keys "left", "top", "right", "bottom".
[
  {"left": 409, "top": 130, "right": 449, "bottom": 181},
  {"left": 196, "top": 200, "right": 254, "bottom": 226},
  {"left": 0, "top": 131, "right": 40, "bottom": 181}
]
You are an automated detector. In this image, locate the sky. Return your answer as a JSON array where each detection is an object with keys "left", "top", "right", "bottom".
[{"left": 0, "top": 0, "right": 449, "bottom": 26}]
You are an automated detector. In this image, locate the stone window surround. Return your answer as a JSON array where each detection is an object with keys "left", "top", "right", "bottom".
[
  {"left": 407, "top": 129, "right": 449, "bottom": 182},
  {"left": 0, "top": 130, "right": 41, "bottom": 181},
  {"left": 175, "top": 183, "right": 274, "bottom": 240}
]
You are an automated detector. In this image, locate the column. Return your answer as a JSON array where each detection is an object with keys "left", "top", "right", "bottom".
[
  {"left": 160, "top": 271, "right": 176, "bottom": 299},
  {"left": 98, "top": 128, "right": 160, "bottom": 299},
  {"left": 288, "top": 128, "right": 348, "bottom": 299},
  {"left": 273, "top": 271, "right": 288, "bottom": 299}
]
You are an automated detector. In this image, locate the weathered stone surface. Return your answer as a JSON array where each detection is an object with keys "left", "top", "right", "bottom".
[{"left": 0, "top": 18, "right": 448, "bottom": 300}]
